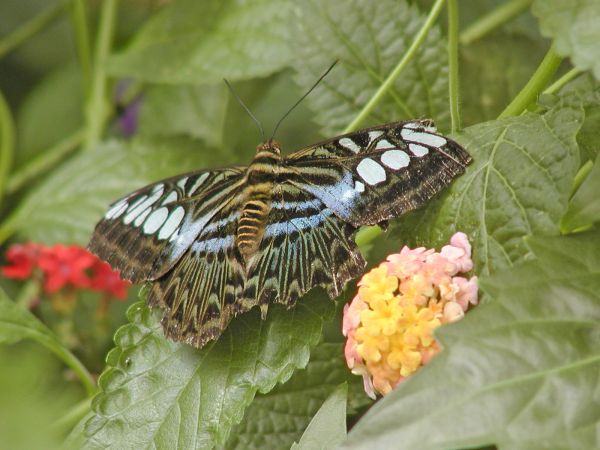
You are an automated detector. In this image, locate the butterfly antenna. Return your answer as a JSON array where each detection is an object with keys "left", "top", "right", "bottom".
[
  {"left": 269, "top": 60, "right": 338, "bottom": 142},
  {"left": 224, "top": 78, "right": 266, "bottom": 143}
]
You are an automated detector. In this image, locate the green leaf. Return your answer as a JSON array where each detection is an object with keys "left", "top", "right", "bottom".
[
  {"left": 541, "top": 73, "right": 600, "bottom": 162},
  {"left": 14, "top": 64, "right": 83, "bottom": 169},
  {"left": 80, "top": 291, "right": 335, "bottom": 449},
  {"left": 225, "top": 342, "right": 371, "bottom": 450},
  {"left": 290, "top": 0, "right": 449, "bottom": 136},
  {"left": 6, "top": 137, "right": 230, "bottom": 245},
  {"left": 138, "top": 83, "right": 229, "bottom": 148},
  {"left": 0, "top": 286, "right": 59, "bottom": 347},
  {"left": 341, "top": 231, "right": 600, "bottom": 450},
  {"left": 107, "top": 0, "right": 294, "bottom": 84},
  {"left": 291, "top": 383, "right": 347, "bottom": 450},
  {"left": 392, "top": 106, "right": 582, "bottom": 275},
  {"left": 460, "top": 31, "right": 548, "bottom": 126},
  {"left": 532, "top": 0, "right": 600, "bottom": 80},
  {"left": 561, "top": 154, "right": 600, "bottom": 233}
]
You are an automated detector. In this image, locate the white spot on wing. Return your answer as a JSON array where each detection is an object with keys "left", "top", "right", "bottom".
[
  {"left": 162, "top": 191, "right": 178, "bottom": 205},
  {"left": 368, "top": 130, "right": 384, "bottom": 143},
  {"left": 375, "top": 139, "right": 394, "bottom": 150},
  {"left": 169, "top": 227, "right": 180, "bottom": 242},
  {"left": 381, "top": 150, "right": 410, "bottom": 169},
  {"left": 158, "top": 206, "right": 185, "bottom": 240},
  {"left": 176, "top": 177, "right": 188, "bottom": 190},
  {"left": 123, "top": 187, "right": 164, "bottom": 225},
  {"left": 143, "top": 207, "right": 169, "bottom": 234},
  {"left": 187, "top": 172, "right": 209, "bottom": 195},
  {"left": 403, "top": 121, "right": 437, "bottom": 133},
  {"left": 356, "top": 158, "right": 386, "bottom": 185},
  {"left": 354, "top": 180, "right": 365, "bottom": 192},
  {"left": 409, "top": 143, "right": 429, "bottom": 157},
  {"left": 339, "top": 137, "right": 361, "bottom": 153},
  {"left": 105, "top": 200, "right": 128, "bottom": 219},
  {"left": 401, "top": 129, "right": 446, "bottom": 147},
  {"left": 133, "top": 207, "right": 151, "bottom": 227},
  {"left": 126, "top": 195, "right": 148, "bottom": 213}
]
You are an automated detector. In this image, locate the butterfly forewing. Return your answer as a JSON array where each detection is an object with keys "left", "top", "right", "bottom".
[
  {"left": 89, "top": 167, "right": 244, "bottom": 282},
  {"left": 285, "top": 120, "right": 471, "bottom": 227}
]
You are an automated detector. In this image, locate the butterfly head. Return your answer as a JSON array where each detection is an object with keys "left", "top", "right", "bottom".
[{"left": 256, "top": 140, "right": 281, "bottom": 156}]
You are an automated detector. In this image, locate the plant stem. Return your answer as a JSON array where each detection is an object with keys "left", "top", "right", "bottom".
[
  {"left": 447, "top": 0, "right": 461, "bottom": 133},
  {"left": 543, "top": 68, "right": 582, "bottom": 95},
  {"left": 343, "top": 0, "right": 446, "bottom": 133},
  {"left": 43, "top": 337, "right": 96, "bottom": 396},
  {"left": 0, "top": 1, "right": 73, "bottom": 60},
  {"left": 70, "top": 0, "right": 93, "bottom": 99},
  {"left": 0, "top": 90, "right": 15, "bottom": 207},
  {"left": 84, "top": 0, "right": 118, "bottom": 151},
  {"left": 6, "top": 129, "right": 84, "bottom": 195},
  {"left": 498, "top": 47, "right": 562, "bottom": 119},
  {"left": 459, "top": 0, "right": 533, "bottom": 45}
]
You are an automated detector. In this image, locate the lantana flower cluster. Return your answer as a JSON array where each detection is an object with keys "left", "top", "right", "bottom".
[
  {"left": 1, "top": 242, "right": 129, "bottom": 300},
  {"left": 343, "top": 232, "right": 478, "bottom": 398}
]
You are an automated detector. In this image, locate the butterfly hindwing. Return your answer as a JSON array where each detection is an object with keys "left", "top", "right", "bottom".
[
  {"left": 243, "top": 183, "right": 366, "bottom": 309},
  {"left": 147, "top": 206, "right": 246, "bottom": 347},
  {"left": 147, "top": 184, "right": 366, "bottom": 347},
  {"left": 285, "top": 120, "right": 471, "bottom": 227},
  {"left": 88, "top": 167, "right": 244, "bottom": 283}
]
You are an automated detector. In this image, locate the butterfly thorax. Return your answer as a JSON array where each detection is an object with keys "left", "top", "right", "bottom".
[{"left": 235, "top": 141, "right": 282, "bottom": 260}]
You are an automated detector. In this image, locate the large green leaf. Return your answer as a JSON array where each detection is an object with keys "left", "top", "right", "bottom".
[
  {"left": 532, "top": 0, "right": 600, "bottom": 80},
  {"left": 290, "top": 0, "right": 449, "bottom": 135},
  {"left": 107, "top": 0, "right": 293, "bottom": 84},
  {"left": 291, "top": 383, "right": 347, "bottom": 450},
  {"left": 341, "top": 231, "right": 600, "bottom": 450},
  {"left": 392, "top": 107, "right": 582, "bottom": 275},
  {"left": 138, "top": 83, "right": 229, "bottom": 148},
  {"left": 7, "top": 137, "right": 229, "bottom": 245},
  {"left": 225, "top": 342, "right": 371, "bottom": 450},
  {"left": 80, "top": 292, "right": 334, "bottom": 449}
]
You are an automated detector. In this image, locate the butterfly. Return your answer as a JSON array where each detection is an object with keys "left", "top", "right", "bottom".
[{"left": 89, "top": 119, "right": 471, "bottom": 348}]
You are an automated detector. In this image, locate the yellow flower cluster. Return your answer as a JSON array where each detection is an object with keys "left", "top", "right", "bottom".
[{"left": 343, "top": 233, "right": 477, "bottom": 398}]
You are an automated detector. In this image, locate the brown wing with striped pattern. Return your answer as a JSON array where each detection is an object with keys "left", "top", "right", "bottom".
[
  {"left": 146, "top": 182, "right": 365, "bottom": 347},
  {"left": 88, "top": 167, "right": 244, "bottom": 283},
  {"left": 284, "top": 119, "right": 471, "bottom": 227}
]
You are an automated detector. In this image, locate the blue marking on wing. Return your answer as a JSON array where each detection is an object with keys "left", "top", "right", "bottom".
[
  {"left": 192, "top": 236, "right": 234, "bottom": 253},
  {"left": 264, "top": 210, "right": 333, "bottom": 238},
  {"left": 163, "top": 212, "right": 215, "bottom": 264},
  {"left": 271, "top": 200, "right": 319, "bottom": 212},
  {"left": 199, "top": 212, "right": 241, "bottom": 235},
  {"left": 294, "top": 172, "right": 357, "bottom": 221}
]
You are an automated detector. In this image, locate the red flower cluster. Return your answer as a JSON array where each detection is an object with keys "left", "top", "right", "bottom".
[{"left": 1, "top": 243, "right": 130, "bottom": 299}]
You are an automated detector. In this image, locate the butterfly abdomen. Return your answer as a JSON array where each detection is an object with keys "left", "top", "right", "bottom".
[
  {"left": 236, "top": 145, "right": 280, "bottom": 259},
  {"left": 236, "top": 196, "right": 271, "bottom": 259}
]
